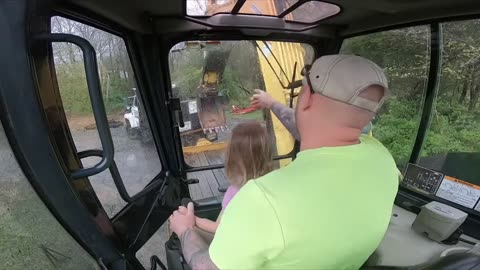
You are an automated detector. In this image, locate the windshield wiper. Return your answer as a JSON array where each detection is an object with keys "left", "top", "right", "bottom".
[{"left": 253, "top": 41, "right": 303, "bottom": 91}]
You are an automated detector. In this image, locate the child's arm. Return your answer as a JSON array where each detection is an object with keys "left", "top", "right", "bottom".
[
  {"left": 195, "top": 217, "right": 219, "bottom": 234},
  {"left": 195, "top": 210, "right": 224, "bottom": 234}
]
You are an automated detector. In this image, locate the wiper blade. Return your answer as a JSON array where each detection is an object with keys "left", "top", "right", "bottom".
[
  {"left": 287, "top": 79, "right": 303, "bottom": 90},
  {"left": 260, "top": 41, "right": 292, "bottom": 86},
  {"left": 254, "top": 41, "right": 293, "bottom": 89}
]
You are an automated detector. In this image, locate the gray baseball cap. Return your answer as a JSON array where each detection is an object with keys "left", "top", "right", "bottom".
[{"left": 302, "top": 54, "right": 389, "bottom": 112}]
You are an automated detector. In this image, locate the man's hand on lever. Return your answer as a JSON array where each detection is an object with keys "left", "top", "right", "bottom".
[
  {"left": 169, "top": 203, "right": 195, "bottom": 236},
  {"left": 169, "top": 202, "right": 219, "bottom": 270}
]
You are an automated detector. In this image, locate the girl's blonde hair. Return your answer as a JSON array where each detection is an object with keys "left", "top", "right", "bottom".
[{"left": 225, "top": 121, "right": 273, "bottom": 187}]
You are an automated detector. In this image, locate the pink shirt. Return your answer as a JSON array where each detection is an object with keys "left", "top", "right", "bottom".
[{"left": 221, "top": 185, "right": 240, "bottom": 209}]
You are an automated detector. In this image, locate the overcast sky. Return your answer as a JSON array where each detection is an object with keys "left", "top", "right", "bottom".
[{"left": 186, "top": 0, "right": 207, "bottom": 15}]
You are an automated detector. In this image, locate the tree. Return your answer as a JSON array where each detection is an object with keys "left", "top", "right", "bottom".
[
  {"left": 51, "top": 16, "right": 136, "bottom": 115},
  {"left": 343, "top": 22, "right": 480, "bottom": 163}
]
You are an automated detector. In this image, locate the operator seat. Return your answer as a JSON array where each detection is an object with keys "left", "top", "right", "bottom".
[{"left": 361, "top": 253, "right": 480, "bottom": 270}]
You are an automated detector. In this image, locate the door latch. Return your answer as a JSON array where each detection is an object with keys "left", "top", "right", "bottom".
[{"left": 169, "top": 98, "right": 184, "bottom": 128}]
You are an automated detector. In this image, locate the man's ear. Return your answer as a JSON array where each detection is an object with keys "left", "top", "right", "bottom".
[{"left": 297, "top": 85, "right": 313, "bottom": 112}]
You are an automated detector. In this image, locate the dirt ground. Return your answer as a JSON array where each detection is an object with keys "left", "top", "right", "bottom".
[{"left": 67, "top": 113, "right": 125, "bottom": 131}]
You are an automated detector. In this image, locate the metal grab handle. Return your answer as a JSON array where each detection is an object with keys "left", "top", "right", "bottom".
[
  {"left": 78, "top": 150, "right": 165, "bottom": 203},
  {"left": 33, "top": 33, "right": 114, "bottom": 179}
]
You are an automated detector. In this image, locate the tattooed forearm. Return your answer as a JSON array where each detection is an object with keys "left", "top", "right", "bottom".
[
  {"left": 189, "top": 250, "right": 218, "bottom": 270},
  {"left": 271, "top": 102, "right": 300, "bottom": 140},
  {"left": 179, "top": 228, "right": 219, "bottom": 270}
]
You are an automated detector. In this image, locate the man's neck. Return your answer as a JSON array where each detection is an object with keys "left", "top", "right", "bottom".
[{"left": 300, "top": 126, "right": 362, "bottom": 151}]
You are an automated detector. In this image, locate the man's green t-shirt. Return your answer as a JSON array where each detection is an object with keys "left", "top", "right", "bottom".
[{"left": 209, "top": 135, "right": 399, "bottom": 269}]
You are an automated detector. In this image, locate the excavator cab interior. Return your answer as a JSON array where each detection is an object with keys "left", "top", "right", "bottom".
[{"left": 1, "top": 0, "right": 480, "bottom": 269}]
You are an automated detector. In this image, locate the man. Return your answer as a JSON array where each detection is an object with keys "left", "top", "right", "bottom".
[{"left": 169, "top": 54, "right": 399, "bottom": 270}]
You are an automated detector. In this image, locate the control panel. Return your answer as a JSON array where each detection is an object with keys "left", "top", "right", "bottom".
[
  {"left": 402, "top": 164, "right": 444, "bottom": 195},
  {"left": 403, "top": 163, "right": 480, "bottom": 211}
]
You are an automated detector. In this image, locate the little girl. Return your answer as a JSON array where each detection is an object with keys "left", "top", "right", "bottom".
[{"left": 195, "top": 121, "right": 273, "bottom": 234}]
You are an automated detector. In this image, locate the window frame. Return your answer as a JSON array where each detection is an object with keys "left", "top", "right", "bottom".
[
  {"left": 39, "top": 11, "right": 182, "bottom": 265},
  {"left": 52, "top": 11, "right": 169, "bottom": 165},
  {"left": 166, "top": 38, "right": 316, "bottom": 172},
  {"left": 338, "top": 18, "right": 480, "bottom": 238},
  {"left": 50, "top": 13, "right": 168, "bottom": 197},
  {"left": 2, "top": 6, "right": 126, "bottom": 265}
]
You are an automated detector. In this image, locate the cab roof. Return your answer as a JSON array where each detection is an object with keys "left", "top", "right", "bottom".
[{"left": 62, "top": 0, "right": 480, "bottom": 36}]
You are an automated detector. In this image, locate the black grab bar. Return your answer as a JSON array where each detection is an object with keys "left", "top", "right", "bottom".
[
  {"left": 33, "top": 33, "right": 114, "bottom": 179},
  {"left": 77, "top": 150, "right": 165, "bottom": 203}
]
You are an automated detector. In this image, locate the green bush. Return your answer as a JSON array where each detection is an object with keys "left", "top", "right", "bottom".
[
  {"left": 56, "top": 63, "right": 133, "bottom": 116},
  {"left": 218, "top": 68, "right": 251, "bottom": 107},
  {"left": 171, "top": 65, "right": 203, "bottom": 99},
  {"left": 56, "top": 63, "right": 91, "bottom": 115}
]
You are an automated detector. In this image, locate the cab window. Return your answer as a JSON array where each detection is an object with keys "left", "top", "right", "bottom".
[
  {"left": 342, "top": 21, "right": 480, "bottom": 216},
  {"left": 419, "top": 19, "right": 480, "bottom": 211},
  {"left": 169, "top": 40, "right": 313, "bottom": 168},
  {"left": 51, "top": 17, "right": 162, "bottom": 217},
  {"left": 421, "top": 19, "right": 480, "bottom": 158},
  {"left": 341, "top": 26, "right": 431, "bottom": 166}
]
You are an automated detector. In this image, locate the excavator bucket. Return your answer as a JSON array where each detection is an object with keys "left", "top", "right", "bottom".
[
  {"left": 198, "top": 96, "right": 227, "bottom": 133},
  {"left": 195, "top": 48, "right": 231, "bottom": 137}
]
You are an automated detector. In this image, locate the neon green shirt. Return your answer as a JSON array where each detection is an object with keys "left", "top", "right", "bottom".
[{"left": 209, "top": 135, "right": 399, "bottom": 269}]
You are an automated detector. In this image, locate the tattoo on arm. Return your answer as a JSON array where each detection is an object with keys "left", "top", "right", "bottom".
[
  {"left": 179, "top": 228, "right": 219, "bottom": 270},
  {"left": 271, "top": 102, "right": 300, "bottom": 140}
]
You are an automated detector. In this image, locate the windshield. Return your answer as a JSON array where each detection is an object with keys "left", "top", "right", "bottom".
[{"left": 168, "top": 40, "right": 312, "bottom": 172}]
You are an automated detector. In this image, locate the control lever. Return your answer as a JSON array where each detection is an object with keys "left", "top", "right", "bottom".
[
  {"left": 181, "top": 198, "right": 197, "bottom": 208},
  {"left": 150, "top": 255, "right": 167, "bottom": 270}
]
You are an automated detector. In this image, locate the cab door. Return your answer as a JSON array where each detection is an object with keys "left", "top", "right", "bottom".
[
  {"left": 0, "top": 1, "right": 123, "bottom": 269},
  {"left": 1, "top": 1, "right": 189, "bottom": 269}
]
